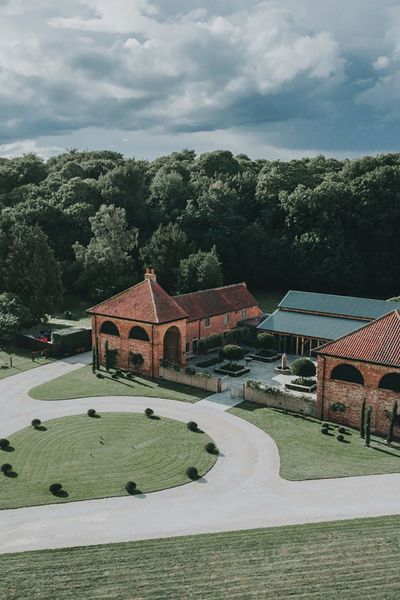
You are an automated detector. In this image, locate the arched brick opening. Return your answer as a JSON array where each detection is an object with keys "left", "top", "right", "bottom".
[
  {"left": 129, "top": 326, "right": 150, "bottom": 342},
  {"left": 100, "top": 321, "right": 120, "bottom": 336},
  {"left": 331, "top": 363, "right": 364, "bottom": 385},
  {"left": 163, "top": 326, "right": 181, "bottom": 364},
  {"left": 379, "top": 373, "right": 400, "bottom": 393}
]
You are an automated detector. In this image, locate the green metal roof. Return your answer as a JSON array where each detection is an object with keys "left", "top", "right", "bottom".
[
  {"left": 258, "top": 309, "right": 366, "bottom": 340},
  {"left": 279, "top": 291, "right": 399, "bottom": 320}
]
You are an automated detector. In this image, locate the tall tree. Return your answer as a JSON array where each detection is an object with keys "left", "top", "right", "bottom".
[
  {"left": 4, "top": 223, "right": 62, "bottom": 322},
  {"left": 74, "top": 204, "right": 138, "bottom": 300},
  {"left": 178, "top": 246, "right": 222, "bottom": 293},
  {"left": 140, "top": 223, "right": 192, "bottom": 292}
]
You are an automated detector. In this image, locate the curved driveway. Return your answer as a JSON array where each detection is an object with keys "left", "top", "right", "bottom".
[{"left": 0, "top": 354, "right": 400, "bottom": 555}]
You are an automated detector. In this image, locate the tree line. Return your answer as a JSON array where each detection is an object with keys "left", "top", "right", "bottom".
[{"left": 0, "top": 148, "right": 399, "bottom": 336}]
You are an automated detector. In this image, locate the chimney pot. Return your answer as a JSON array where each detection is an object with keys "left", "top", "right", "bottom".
[{"left": 144, "top": 268, "right": 157, "bottom": 282}]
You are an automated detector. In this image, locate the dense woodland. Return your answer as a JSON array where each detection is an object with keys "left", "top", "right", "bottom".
[{"left": 0, "top": 148, "right": 399, "bottom": 337}]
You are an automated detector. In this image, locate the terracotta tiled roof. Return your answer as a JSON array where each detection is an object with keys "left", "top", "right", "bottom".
[
  {"left": 173, "top": 283, "right": 259, "bottom": 322},
  {"left": 88, "top": 279, "right": 188, "bottom": 324},
  {"left": 317, "top": 310, "right": 400, "bottom": 367}
]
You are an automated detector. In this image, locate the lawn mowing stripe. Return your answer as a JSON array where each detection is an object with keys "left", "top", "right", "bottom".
[{"left": 0, "top": 412, "right": 217, "bottom": 509}]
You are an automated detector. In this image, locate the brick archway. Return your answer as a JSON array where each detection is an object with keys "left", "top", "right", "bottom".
[{"left": 163, "top": 326, "right": 181, "bottom": 364}]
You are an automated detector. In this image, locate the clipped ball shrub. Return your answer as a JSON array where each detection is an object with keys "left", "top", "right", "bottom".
[
  {"left": 186, "top": 466, "right": 199, "bottom": 480},
  {"left": 205, "top": 442, "right": 218, "bottom": 454},
  {"left": 125, "top": 481, "right": 137, "bottom": 494},
  {"left": 187, "top": 421, "right": 198, "bottom": 432},
  {"left": 322, "top": 422, "right": 330, "bottom": 429},
  {"left": 31, "top": 418, "right": 41, "bottom": 428},
  {"left": 87, "top": 408, "right": 97, "bottom": 417},
  {"left": 49, "top": 483, "right": 62, "bottom": 495},
  {"left": 1, "top": 463, "right": 12, "bottom": 474},
  {"left": 145, "top": 408, "right": 154, "bottom": 418},
  {"left": 337, "top": 434, "right": 344, "bottom": 442},
  {"left": 338, "top": 426, "right": 346, "bottom": 434},
  {"left": 291, "top": 357, "right": 316, "bottom": 378},
  {"left": 0, "top": 438, "right": 10, "bottom": 450},
  {"left": 321, "top": 427, "right": 329, "bottom": 435}
]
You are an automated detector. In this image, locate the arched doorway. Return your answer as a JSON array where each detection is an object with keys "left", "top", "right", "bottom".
[{"left": 163, "top": 326, "right": 181, "bottom": 364}]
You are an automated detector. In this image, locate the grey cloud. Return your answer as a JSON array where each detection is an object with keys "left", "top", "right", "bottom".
[{"left": 0, "top": 0, "right": 400, "bottom": 157}]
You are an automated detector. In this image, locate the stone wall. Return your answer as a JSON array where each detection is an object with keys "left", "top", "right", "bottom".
[
  {"left": 159, "top": 366, "right": 221, "bottom": 393},
  {"left": 317, "top": 355, "right": 400, "bottom": 437},
  {"left": 244, "top": 384, "right": 316, "bottom": 416}
]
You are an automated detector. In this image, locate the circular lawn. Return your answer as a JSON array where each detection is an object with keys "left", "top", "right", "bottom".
[{"left": 0, "top": 412, "right": 217, "bottom": 509}]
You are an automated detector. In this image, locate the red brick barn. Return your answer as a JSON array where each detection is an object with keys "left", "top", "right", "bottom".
[
  {"left": 316, "top": 310, "right": 400, "bottom": 437},
  {"left": 89, "top": 270, "right": 261, "bottom": 377}
]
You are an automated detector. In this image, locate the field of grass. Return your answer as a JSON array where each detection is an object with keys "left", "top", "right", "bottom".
[
  {"left": 29, "top": 365, "right": 209, "bottom": 403},
  {"left": 1, "top": 516, "right": 400, "bottom": 599},
  {"left": 0, "top": 412, "right": 216, "bottom": 510},
  {"left": 253, "top": 290, "right": 286, "bottom": 314},
  {"left": 230, "top": 401, "right": 400, "bottom": 479},
  {"left": 0, "top": 347, "right": 53, "bottom": 381}
]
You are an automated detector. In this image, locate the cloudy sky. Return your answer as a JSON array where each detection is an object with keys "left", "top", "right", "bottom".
[{"left": 1, "top": 0, "right": 400, "bottom": 160}]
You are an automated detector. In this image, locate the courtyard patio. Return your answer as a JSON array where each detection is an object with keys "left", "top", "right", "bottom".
[{"left": 189, "top": 351, "right": 317, "bottom": 399}]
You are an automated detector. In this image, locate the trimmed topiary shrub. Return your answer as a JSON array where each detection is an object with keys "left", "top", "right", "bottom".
[
  {"left": 185, "top": 366, "right": 196, "bottom": 376},
  {"left": 186, "top": 466, "right": 199, "bottom": 480},
  {"left": 125, "top": 481, "right": 137, "bottom": 494},
  {"left": 197, "top": 357, "right": 220, "bottom": 368},
  {"left": 221, "top": 344, "right": 245, "bottom": 365},
  {"left": 187, "top": 421, "right": 198, "bottom": 431},
  {"left": 337, "top": 434, "right": 344, "bottom": 442},
  {"left": 321, "top": 427, "right": 329, "bottom": 435},
  {"left": 338, "top": 426, "right": 346, "bottom": 434},
  {"left": 322, "top": 422, "right": 330, "bottom": 428},
  {"left": 49, "top": 483, "right": 62, "bottom": 495},
  {"left": 31, "top": 418, "right": 41, "bottom": 428},
  {"left": 0, "top": 439, "right": 10, "bottom": 450},
  {"left": 1, "top": 463, "right": 12, "bottom": 474},
  {"left": 291, "top": 358, "right": 316, "bottom": 378},
  {"left": 145, "top": 408, "right": 154, "bottom": 418},
  {"left": 257, "top": 332, "right": 276, "bottom": 352},
  {"left": 205, "top": 442, "right": 218, "bottom": 454},
  {"left": 87, "top": 408, "right": 96, "bottom": 417}
]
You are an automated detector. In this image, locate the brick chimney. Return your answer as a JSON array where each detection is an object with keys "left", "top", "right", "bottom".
[{"left": 144, "top": 268, "right": 157, "bottom": 282}]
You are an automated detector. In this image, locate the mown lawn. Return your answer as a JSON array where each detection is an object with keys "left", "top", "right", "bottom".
[
  {"left": 230, "top": 401, "right": 400, "bottom": 479},
  {"left": 0, "top": 347, "right": 53, "bottom": 381},
  {"left": 1, "top": 516, "right": 400, "bottom": 599},
  {"left": 29, "top": 365, "right": 209, "bottom": 403},
  {"left": 0, "top": 412, "right": 216, "bottom": 509}
]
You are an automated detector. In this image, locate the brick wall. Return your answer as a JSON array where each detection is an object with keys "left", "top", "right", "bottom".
[
  {"left": 317, "top": 355, "right": 400, "bottom": 437},
  {"left": 92, "top": 314, "right": 187, "bottom": 377},
  {"left": 185, "top": 305, "right": 261, "bottom": 353}
]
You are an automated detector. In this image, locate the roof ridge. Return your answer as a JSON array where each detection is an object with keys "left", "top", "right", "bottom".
[
  {"left": 147, "top": 278, "right": 158, "bottom": 323},
  {"left": 87, "top": 279, "right": 146, "bottom": 312},
  {"left": 317, "top": 309, "right": 400, "bottom": 354},
  {"left": 174, "top": 282, "right": 246, "bottom": 299}
]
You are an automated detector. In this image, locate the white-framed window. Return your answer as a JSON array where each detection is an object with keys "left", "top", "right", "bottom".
[
  {"left": 242, "top": 308, "right": 248, "bottom": 319},
  {"left": 224, "top": 313, "right": 229, "bottom": 324},
  {"left": 204, "top": 317, "right": 211, "bottom": 328}
]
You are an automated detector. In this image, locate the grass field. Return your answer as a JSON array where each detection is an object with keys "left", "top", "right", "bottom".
[
  {"left": 230, "top": 401, "right": 400, "bottom": 479},
  {"left": 253, "top": 289, "right": 285, "bottom": 314},
  {"left": 0, "top": 347, "right": 53, "bottom": 381},
  {"left": 1, "top": 516, "right": 400, "bottom": 599},
  {"left": 0, "top": 412, "right": 216, "bottom": 509},
  {"left": 29, "top": 365, "right": 209, "bottom": 403}
]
